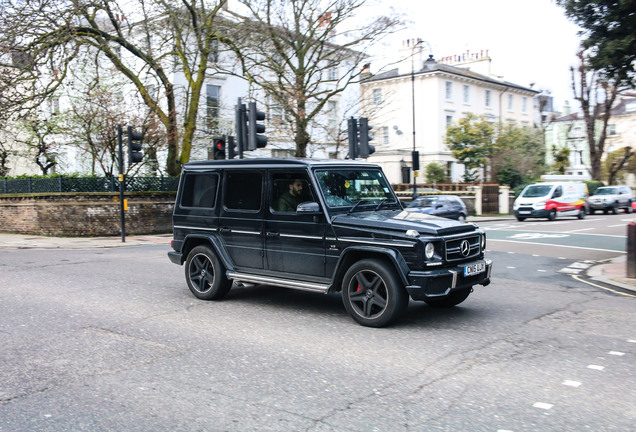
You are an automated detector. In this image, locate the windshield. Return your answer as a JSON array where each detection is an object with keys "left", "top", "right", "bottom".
[
  {"left": 315, "top": 169, "right": 396, "bottom": 209},
  {"left": 595, "top": 187, "right": 617, "bottom": 195},
  {"left": 521, "top": 185, "right": 553, "bottom": 198},
  {"left": 408, "top": 197, "right": 437, "bottom": 208}
]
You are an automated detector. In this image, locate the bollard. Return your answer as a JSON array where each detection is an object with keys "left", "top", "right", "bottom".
[{"left": 628, "top": 223, "right": 636, "bottom": 278}]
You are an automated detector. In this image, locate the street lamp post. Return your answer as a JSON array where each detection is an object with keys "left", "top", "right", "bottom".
[{"left": 411, "top": 39, "right": 424, "bottom": 199}]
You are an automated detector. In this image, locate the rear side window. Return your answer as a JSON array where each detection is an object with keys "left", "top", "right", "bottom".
[
  {"left": 180, "top": 173, "right": 218, "bottom": 208},
  {"left": 224, "top": 171, "right": 263, "bottom": 211}
]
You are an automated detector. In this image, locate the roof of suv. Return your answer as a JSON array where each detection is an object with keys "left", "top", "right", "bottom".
[{"left": 183, "top": 158, "right": 380, "bottom": 170}]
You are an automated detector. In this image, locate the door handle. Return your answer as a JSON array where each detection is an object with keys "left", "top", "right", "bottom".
[
  {"left": 219, "top": 227, "right": 231, "bottom": 233},
  {"left": 266, "top": 232, "right": 279, "bottom": 238}
]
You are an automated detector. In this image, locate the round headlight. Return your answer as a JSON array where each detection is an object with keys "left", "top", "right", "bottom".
[
  {"left": 481, "top": 234, "right": 486, "bottom": 249},
  {"left": 424, "top": 242, "right": 435, "bottom": 259}
]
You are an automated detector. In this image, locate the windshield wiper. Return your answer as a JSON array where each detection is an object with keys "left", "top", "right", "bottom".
[
  {"left": 374, "top": 198, "right": 395, "bottom": 211},
  {"left": 347, "top": 200, "right": 364, "bottom": 215}
]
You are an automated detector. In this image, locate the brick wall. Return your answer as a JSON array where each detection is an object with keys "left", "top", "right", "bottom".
[{"left": 0, "top": 192, "right": 176, "bottom": 236}]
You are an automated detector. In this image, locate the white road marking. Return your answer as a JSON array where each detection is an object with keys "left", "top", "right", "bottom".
[
  {"left": 563, "top": 380, "right": 582, "bottom": 387},
  {"left": 506, "top": 266, "right": 516, "bottom": 269},
  {"left": 533, "top": 402, "right": 554, "bottom": 410},
  {"left": 569, "top": 262, "right": 592, "bottom": 269},
  {"left": 537, "top": 269, "right": 547, "bottom": 272},
  {"left": 609, "top": 351, "right": 625, "bottom": 356},
  {"left": 564, "top": 228, "right": 595, "bottom": 233},
  {"left": 488, "top": 239, "right": 626, "bottom": 254},
  {"left": 587, "top": 365, "right": 605, "bottom": 371},
  {"left": 628, "top": 340, "right": 636, "bottom": 344}
]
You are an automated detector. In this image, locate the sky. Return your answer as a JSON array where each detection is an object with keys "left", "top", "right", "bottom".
[{"left": 375, "top": 0, "right": 583, "bottom": 111}]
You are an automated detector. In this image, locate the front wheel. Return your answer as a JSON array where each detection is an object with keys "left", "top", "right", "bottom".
[
  {"left": 424, "top": 287, "right": 472, "bottom": 308},
  {"left": 547, "top": 209, "right": 557, "bottom": 221},
  {"left": 185, "top": 245, "right": 232, "bottom": 300},
  {"left": 341, "top": 259, "right": 408, "bottom": 327}
]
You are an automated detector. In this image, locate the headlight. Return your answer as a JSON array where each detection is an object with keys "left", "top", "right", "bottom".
[
  {"left": 533, "top": 201, "right": 547, "bottom": 209},
  {"left": 424, "top": 242, "right": 435, "bottom": 259},
  {"left": 481, "top": 234, "right": 486, "bottom": 250}
]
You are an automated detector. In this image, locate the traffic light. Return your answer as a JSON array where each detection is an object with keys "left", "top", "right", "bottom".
[
  {"left": 347, "top": 117, "right": 358, "bottom": 159},
  {"left": 213, "top": 138, "right": 225, "bottom": 160},
  {"left": 227, "top": 135, "right": 237, "bottom": 159},
  {"left": 127, "top": 126, "right": 143, "bottom": 164},
  {"left": 247, "top": 101, "right": 267, "bottom": 150},
  {"left": 358, "top": 117, "right": 375, "bottom": 158}
]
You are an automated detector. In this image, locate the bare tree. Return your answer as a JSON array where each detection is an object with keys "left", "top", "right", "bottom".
[
  {"left": 230, "top": 0, "right": 402, "bottom": 157},
  {"left": 0, "top": 0, "right": 233, "bottom": 176},
  {"left": 570, "top": 50, "right": 624, "bottom": 181}
]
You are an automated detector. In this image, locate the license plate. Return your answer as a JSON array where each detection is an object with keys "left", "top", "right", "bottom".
[
  {"left": 464, "top": 262, "right": 486, "bottom": 276},
  {"left": 519, "top": 210, "right": 531, "bottom": 214}
]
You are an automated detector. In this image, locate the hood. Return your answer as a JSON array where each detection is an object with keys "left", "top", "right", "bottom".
[{"left": 331, "top": 210, "right": 475, "bottom": 237}]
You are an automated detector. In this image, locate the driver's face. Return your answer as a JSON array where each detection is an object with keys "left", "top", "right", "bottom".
[{"left": 290, "top": 180, "right": 303, "bottom": 196}]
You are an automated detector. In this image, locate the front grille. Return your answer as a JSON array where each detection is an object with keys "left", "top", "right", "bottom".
[{"left": 445, "top": 234, "right": 481, "bottom": 262}]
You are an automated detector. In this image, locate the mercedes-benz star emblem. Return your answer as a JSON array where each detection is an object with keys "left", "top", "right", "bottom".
[{"left": 460, "top": 240, "right": 470, "bottom": 257}]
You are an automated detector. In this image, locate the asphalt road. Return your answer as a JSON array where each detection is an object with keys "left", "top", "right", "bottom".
[{"left": 0, "top": 226, "right": 635, "bottom": 431}]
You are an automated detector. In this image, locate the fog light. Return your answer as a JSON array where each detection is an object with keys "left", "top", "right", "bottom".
[{"left": 425, "top": 242, "right": 435, "bottom": 259}]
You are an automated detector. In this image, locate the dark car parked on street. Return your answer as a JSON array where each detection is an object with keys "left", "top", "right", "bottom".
[
  {"left": 405, "top": 195, "right": 468, "bottom": 222},
  {"left": 168, "top": 159, "right": 491, "bottom": 327}
]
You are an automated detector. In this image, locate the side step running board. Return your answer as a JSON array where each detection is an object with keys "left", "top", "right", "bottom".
[{"left": 227, "top": 272, "right": 330, "bottom": 294}]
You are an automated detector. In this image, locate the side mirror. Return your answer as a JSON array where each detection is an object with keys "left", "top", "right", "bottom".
[{"left": 296, "top": 201, "right": 322, "bottom": 215}]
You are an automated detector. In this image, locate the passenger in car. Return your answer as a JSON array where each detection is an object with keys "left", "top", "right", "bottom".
[{"left": 275, "top": 179, "right": 305, "bottom": 212}]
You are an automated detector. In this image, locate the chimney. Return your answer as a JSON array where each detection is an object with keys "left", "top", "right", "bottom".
[{"left": 360, "top": 63, "right": 372, "bottom": 80}]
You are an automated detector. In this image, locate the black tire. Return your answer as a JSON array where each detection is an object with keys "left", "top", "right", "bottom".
[
  {"left": 627, "top": 206, "right": 633, "bottom": 214},
  {"left": 341, "top": 259, "right": 408, "bottom": 327},
  {"left": 424, "top": 287, "right": 472, "bottom": 308},
  {"left": 185, "top": 245, "right": 232, "bottom": 300},
  {"left": 577, "top": 208, "right": 586, "bottom": 219},
  {"left": 589, "top": 209, "right": 595, "bottom": 215},
  {"left": 611, "top": 205, "right": 618, "bottom": 215},
  {"left": 547, "top": 209, "right": 556, "bottom": 221},
  {"left": 516, "top": 216, "right": 526, "bottom": 222}
]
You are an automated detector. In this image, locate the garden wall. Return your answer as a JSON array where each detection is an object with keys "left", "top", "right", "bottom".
[{"left": 0, "top": 192, "right": 176, "bottom": 237}]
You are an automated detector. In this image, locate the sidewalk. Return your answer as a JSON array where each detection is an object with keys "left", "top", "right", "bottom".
[
  {"left": 586, "top": 255, "right": 636, "bottom": 293},
  {"left": 0, "top": 232, "right": 172, "bottom": 250}
]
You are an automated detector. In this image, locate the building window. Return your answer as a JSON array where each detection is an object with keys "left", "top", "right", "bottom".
[
  {"left": 382, "top": 126, "right": 389, "bottom": 145},
  {"left": 49, "top": 97, "right": 60, "bottom": 115},
  {"left": 373, "top": 88, "right": 382, "bottom": 105},
  {"left": 608, "top": 124, "right": 617, "bottom": 136},
  {"left": 507, "top": 94, "right": 514, "bottom": 111},
  {"left": 446, "top": 115, "right": 453, "bottom": 126},
  {"left": 208, "top": 39, "right": 219, "bottom": 63},
  {"left": 485, "top": 90, "right": 491, "bottom": 107},
  {"left": 267, "top": 95, "right": 284, "bottom": 125},
  {"left": 327, "top": 63, "right": 338, "bottom": 81},
  {"left": 327, "top": 100, "right": 338, "bottom": 136},
  {"left": 271, "top": 149, "right": 295, "bottom": 158},
  {"left": 463, "top": 85, "right": 470, "bottom": 104},
  {"left": 522, "top": 96, "right": 528, "bottom": 113},
  {"left": 206, "top": 85, "right": 220, "bottom": 132},
  {"left": 445, "top": 81, "right": 453, "bottom": 101}
]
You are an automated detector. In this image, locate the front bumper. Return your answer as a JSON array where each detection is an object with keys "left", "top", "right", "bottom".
[
  {"left": 589, "top": 201, "right": 613, "bottom": 210},
  {"left": 514, "top": 208, "right": 549, "bottom": 218},
  {"left": 405, "top": 259, "right": 492, "bottom": 300}
]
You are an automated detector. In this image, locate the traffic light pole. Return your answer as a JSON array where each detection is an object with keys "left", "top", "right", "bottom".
[{"left": 117, "top": 125, "right": 126, "bottom": 243}]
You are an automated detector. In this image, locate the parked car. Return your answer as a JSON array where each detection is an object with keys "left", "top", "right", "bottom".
[
  {"left": 513, "top": 182, "right": 588, "bottom": 221},
  {"left": 405, "top": 195, "right": 468, "bottom": 222},
  {"left": 168, "top": 159, "right": 491, "bottom": 327},
  {"left": 588, "top": 185, "right": 633, "bottom": 214}
]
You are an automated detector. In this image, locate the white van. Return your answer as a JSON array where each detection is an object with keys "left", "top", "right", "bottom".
[{"left": 513, "top": 182, "right": 588, "bottom": 221}]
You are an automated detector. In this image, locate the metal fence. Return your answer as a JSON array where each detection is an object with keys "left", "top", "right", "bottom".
[{"left": 0, "top": 176, "right": 179, "bottom": 194}]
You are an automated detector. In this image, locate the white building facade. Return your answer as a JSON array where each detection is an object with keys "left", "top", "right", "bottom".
[{"left": 360, "top": 47, "right": 538, "bottom": 184}]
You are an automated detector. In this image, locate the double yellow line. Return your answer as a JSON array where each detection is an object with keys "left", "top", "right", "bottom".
[{"left": 571, "top": 274, "right": 636, "bottom": 298}]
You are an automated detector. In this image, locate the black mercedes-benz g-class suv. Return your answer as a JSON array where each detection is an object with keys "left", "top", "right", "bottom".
[{"left": 168, "top": 159, "right": 492, "bottom": 327}]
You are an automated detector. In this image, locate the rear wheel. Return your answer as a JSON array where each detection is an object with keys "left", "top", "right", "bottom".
[
  {"left": 341, "top": 259, "right": 408, "bottom": 327},
  {"left": 424, "top": 288, "right": 472, "bottom": 308},
  {"left": 185, "top": 245, "right": 232, "bottom": 300},
  {"left": 577, "top": 208, "right": 586, "bottom": 219}
]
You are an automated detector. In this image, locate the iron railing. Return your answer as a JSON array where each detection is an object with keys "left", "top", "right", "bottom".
[{"left": 0, "top": 176, "right": 179, "bottom": 194}]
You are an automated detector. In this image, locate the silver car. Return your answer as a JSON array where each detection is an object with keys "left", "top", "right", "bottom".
[{"left": 588, "top": 186, "right": 634, "bottom": 214}]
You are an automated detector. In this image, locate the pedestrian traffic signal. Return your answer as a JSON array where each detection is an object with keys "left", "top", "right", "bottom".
[
  {"left": 127, "top": 126, "right": 143, "bottom": 164},
  {"left": 213, "top": 138, "right": 226, "bottom": 160},
  {"left": 247, "top": 101, "right": 267, "bottom": 150},
  {"left": 358, "top": 117, "right": 375, "bottom": 158}
]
